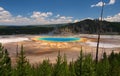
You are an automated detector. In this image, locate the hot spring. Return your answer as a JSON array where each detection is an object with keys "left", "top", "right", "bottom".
[
  {"left": 37, "top": 37, "right": 80, "bottom": 42},
  {"left": 32, "top": 37, "right": 87, "bottom": 48}
]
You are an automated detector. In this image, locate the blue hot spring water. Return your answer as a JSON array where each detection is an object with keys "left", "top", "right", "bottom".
[{"left": 38, "top": 37, "right": 80, "bottom": 42}]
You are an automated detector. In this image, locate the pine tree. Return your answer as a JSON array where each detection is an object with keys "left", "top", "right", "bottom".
[
  {"left": 75, "top": 48, "right": 83, "bottom": 76},
  {"left": 60, "top": 54, "right": 70, "bottom": 76},
  {"left": 52, "top": 51, "right": 63, "bottom": 76},
  {"left": 69, "top": 60, "right": 76, "bottom": 76},
  {"left": 0, "top": 43, "right": 11, "bottom": 76},
  {"left": 2, "top": 49, "right": 11, "bottom": 76},
  {"left": 82, "top": 54, "right": 95, "bottom": 76},
  {"left": 96, "top": 52, "right": 110, "bottom": 76},
  {"left": 38, "top": 59, "right": 53, "bottom": 76},
  {"left": 0, "top": 43, "right": 4, "bottom": 58},
  {"left": 108, "top": 52, "right": 120, "bottom": 76},
  {"left": 16, "top": 45, "right": 29, "bottom": 76},
  {"left": 0, "top": 43, "right": 4, "bottom": 75},
  {"left": 108, "top": 50, "right": 115, "bottom": 63}
]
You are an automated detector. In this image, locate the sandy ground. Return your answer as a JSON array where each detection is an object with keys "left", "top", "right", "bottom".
[{"left": 1, "top": 34, "right": 120, "bottom": 65}]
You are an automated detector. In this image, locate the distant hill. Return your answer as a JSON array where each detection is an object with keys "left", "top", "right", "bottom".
[
  {"left": 0, "top": 19, "right": 120, "bottom": 35},
  {"left": 54, "top": 19, "right": 120, "bottom": 35}
]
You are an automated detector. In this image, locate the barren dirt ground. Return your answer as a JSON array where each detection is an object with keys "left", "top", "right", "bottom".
[{"left": 1, "top": 35, "right": 120, "bottom": 65}]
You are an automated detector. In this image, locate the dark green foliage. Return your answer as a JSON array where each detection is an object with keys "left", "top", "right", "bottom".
[
  {"left": 69, "top": 60, "right": 76, "bottom": 76},
  {"left": 60, "top": 54, "right": 70, "bottom": 76},
  {"left": 52, "top": 51, "right": 63, "bottom": 76},
  {"left": 15, "top": 45, "right": 30, "bottom": 76},
  {"left": 75, "top": 49, "right": 83, "bottom": 76},
  {"left": 96, "top": 52, "right": 110, "bottom": 76},
  {"left": 37, "top": 59, "right": 53, "bottom": 76},
  {"left": 1, "top": 43, "right": 120, "bottom": 76},
  {"left": 0, "top": 26, "right": 54, "bottom": 35},
  {"left": 53, "top": 52, "right": 70, "bottom": 76},
  {"left": 75, "top": 49, "right": 95, "bottom": 76},
  {"left": 82, "top": 54, "right": 95, "bottom": 76},
  {"left": 108, "top": 51, "right": 120, "bottom": 76},
  {"left": 0, "top": 43, "right": 11, "bottom": 76}
]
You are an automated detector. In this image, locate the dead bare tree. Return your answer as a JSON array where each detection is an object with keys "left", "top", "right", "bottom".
[{"left": 95, "top": 0, "right": 104, "bottom": 64}]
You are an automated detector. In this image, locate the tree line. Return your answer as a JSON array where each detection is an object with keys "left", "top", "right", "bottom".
[
  {"left": 0, "top": 43, "right": 120, "bottom": 76},
  {"left": 0, "top": 26, "right": 54, "bottom": 35},
  {"left": 1, "top": 19, "right": 120, "bottom": 35}
]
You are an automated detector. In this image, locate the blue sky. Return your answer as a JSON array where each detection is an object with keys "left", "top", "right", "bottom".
[{"left": 0, "top": 0, "right": 120, "bottom": 25}]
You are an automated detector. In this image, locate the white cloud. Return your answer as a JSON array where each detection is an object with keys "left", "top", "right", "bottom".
[
  {"left": 31, "top": 11, "right": 52, "bottom": 18},
  {"left": 30, "top": 12, "right": 73, "bottom": 24},
  {"left": 0, "top": 7, "right": 74, "bottom": 25},
  {"left": 104, "top": 13, "right": 120, "bottom": 22},
  {"left": 91, "top": 1, "right": 105, "bottom": 7},
  {"left": 0, "top": 7, "right": 4, "bottom": 11},
  {"left": 109, "top": 0, "right": 115, "bottom": 5},
  {"left": 30, "top": 11, "right": 53, "bottom": 24},
  {"left": 0, "top": 8, "right": 12, "bottom": 19},
  {"left": 91, "top": 0, "right": 116, "bottom": 7},
  {"left": 0, "top": 7, "right": 12, "bottom": 24},
  {"left": 55, "top": 14, "right": 60, "bottom": 18},
  {"left": 53, "top": 15, "right": 73, "bottom": 24},
  {"left": 74, "top": 20, "right": 79, "bottom": 23}
]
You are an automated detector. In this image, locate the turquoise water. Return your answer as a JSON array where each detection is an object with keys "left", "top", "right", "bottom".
[{"left": 38, "top": 37, "right": 80, "bottom": 42}]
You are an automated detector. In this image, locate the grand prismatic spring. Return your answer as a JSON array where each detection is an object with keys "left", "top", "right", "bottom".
[
  {"left": 37, "top": 37, "right": 80, "bottom": 42},
  {"left": 32, "top": 37, "right": 88, "bottom": 48}
]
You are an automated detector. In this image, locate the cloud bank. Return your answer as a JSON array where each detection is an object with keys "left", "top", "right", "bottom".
[
  {"left": 91, "top": 0, "right": 116, "bottom": 7},
  {"left": 0, "top": 7, "right": 74, "bottom": 25},
  {"left": 104, "top": 13, "right": 120, "bottom": 22}
]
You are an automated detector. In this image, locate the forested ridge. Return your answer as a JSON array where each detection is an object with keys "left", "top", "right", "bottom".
[
  {"left": 0, "top": 19, "right": 120, "bottom": 35},
  {"left": 58, "top": 19, "right": 120, "bottom": 35},
  {"left": 1, "top": 43, "right": 120, "bottom": 76}
]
